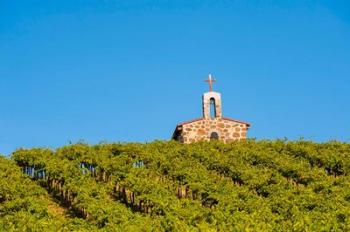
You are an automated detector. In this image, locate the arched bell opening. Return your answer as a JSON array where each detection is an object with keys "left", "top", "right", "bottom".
[{"left": 210, "top": 98, "right": 217, "bottom": 119}]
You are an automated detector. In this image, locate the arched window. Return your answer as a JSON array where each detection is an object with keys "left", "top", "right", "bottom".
[
  {"left": 210, "top": 98, "right": 216, "bottom": 119},
  {"left": 210, "top": 132, "right": 219, "bottom": 141}
]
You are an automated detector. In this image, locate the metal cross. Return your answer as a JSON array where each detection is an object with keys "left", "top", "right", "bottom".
[{"left": 205, "top": 74, "right": 216, "bottom": 92}]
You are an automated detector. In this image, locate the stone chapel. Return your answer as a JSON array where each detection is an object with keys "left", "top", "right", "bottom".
[{"left": 172, "top": 75, "right": 250, "bottom": 143}]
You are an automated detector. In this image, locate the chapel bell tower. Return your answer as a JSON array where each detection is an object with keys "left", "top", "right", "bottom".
[
  {"left": 172, "top": 74, "right": 250, "bottom": 144},
  {"left": 203, "top": 74, "right": 222, "bottom": 119}
]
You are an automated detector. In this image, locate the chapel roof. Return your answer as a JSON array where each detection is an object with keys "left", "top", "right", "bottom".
[{"left": 175, "top": 117, "right": 251, "bottom": 128}]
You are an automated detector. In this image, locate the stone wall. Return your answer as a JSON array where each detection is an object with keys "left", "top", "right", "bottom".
[{"left": 180, "top": 118, "right": 248, "bottom": 144}]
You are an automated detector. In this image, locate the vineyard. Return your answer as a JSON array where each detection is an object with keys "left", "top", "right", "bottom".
[{"left": 1, "top": 140, "right": 350, "bottom": 231}]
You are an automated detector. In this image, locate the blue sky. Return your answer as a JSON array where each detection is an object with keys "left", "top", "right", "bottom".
[{"left": 1, "top": 0, "right": 350, "bottom": 155}]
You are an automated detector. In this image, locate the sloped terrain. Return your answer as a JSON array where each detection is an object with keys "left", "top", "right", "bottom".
[
  {"left": 0, "top": 156, "right": 97, "bottom": 231},
  {"left": 1, "top": 140, "right": 350, "bottom": 231}
]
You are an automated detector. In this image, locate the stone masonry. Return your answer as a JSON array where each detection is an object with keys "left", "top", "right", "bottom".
[
  {"left": 172, "top": 76, "right": 250, "bottom": 144},
  {"left": 173, "top": 118, "right": 249, "bottom": 144}
]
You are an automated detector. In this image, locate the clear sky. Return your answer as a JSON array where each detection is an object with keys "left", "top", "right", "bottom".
[{"left": 1, "top": 0, "right": 350, "bottom": 155}]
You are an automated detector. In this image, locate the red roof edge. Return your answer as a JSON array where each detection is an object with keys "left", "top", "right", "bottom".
[
  {"left": 177, "top": 118, "right": 204, "bottom": 126},
  {"left": 176, "top": 117, "right": 250, "bottom": 127},
  {"left": 222, "top": 117, "right": 251, "bottom": 127}
]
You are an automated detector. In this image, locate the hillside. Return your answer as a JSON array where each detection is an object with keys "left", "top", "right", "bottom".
[{"left": 1, "top": 140, "right": 350, "bottom": 231}]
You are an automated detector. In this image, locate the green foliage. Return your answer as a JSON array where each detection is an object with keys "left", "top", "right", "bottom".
[
  {"left": 3, "top": 140, "right": 350, "bottom": 231},
  {"left": 0, "top": 155, "right": 96, "bottom": 231}
]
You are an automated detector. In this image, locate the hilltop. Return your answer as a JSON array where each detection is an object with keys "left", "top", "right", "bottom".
[{"left": 1, "top": 140, "right": 350, "bottom": 231}]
